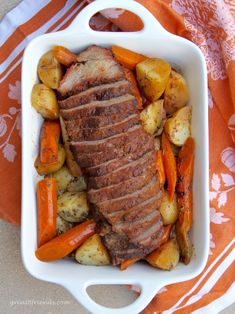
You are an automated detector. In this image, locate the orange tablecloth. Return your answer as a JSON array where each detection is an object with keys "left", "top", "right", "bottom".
[{"left": 0, "top": 0, "right": 234, "bottom": 312}]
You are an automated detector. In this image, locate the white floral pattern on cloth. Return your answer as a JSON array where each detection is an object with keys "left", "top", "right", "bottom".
[
  {"left": 171, "top": 0, "right": 235, "bottom": 80},
  {"left": 221, "top": 147, "right": 235, "bottom": 172},
  {"left": 210, "top": 207, "right": 230, "bottom": 224},
  {"left": 209, "top": 233, "right": 215, "bottom": 255},
  {"left": 101, "top": 8, "right": 125, "bottom": 20},
  {"left": 0, "top": 81, "right": 21, "bottom": 162},
  {"left": 210, "top": 172, "right": 235, "bottom": 208}
]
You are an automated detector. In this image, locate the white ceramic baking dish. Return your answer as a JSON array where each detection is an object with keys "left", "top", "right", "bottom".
[{"left": 21, "top": 0, "right": 209, "bottom": 313}]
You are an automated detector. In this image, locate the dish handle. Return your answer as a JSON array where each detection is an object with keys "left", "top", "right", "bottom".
[
  {"left": 67, "top": 0, "right": 168, "bottom": 35},
  {"left": 64, "top": 279, "right": 162, "bottom": 314}
]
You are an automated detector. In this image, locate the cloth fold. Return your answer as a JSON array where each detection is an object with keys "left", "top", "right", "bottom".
[{"left": 0, "top": 0, "right": 234, "bottom": 313}]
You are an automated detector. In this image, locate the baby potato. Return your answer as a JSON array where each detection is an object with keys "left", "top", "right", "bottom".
[
  {"left": 31, "top": 84, "right": 59, "bottom": 119},
  {"left": 37, "top": 51, "right": 62, "bottom": 89},
  {"left": 159, "top": 191, "right": 178, "bottom": 225},
  {"left": 56, "top": 215, "right": 73, "bottom": 235},
  {"left": 146, "top": 238, "right": 180, "bottom": 270},
  {"left": 75, "top": 234, "right": 110, "bottom": 266},
  {"left": 57, "top": 191, "right": 89, "bottom": 223},
  {"left": 51, "top": 166, "right": 73, "bottom": 191},
  {"left": 34, "top": 144, "right": 66, "bottom": 175},
  {"left": 164, "top": 70, "right": 189, "bottom": 114},
  {"left": 164, "top": 106, "right": 192, "bottom": 146},
  {"left": 136, "top": 58, "right": 171, "bottom": 101},
  {"left": 67, "top": 176, "right": 87, "bottom": 192},
  {"left": 140, "top": 100, "right": 164, "bottom": 134},
  {"left": 60, "top": 116, "right": 82, "bottom": 177}
]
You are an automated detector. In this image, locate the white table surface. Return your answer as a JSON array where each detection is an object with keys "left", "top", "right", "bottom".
[{"left": 0, "top": 1, "right": 234, "bottom": 313}]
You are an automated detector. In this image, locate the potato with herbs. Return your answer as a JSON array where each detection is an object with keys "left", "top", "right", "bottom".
[
  {"left": 140, "top": 100, "right": 164, "bottom": 135},
  {"left": 164, "top": 106, "right": 192, "bottom": 146},
  {"left": 31, "top": 84, "right": 59, "bottom": 119},
  {"left": 51, "top": 165, "right": 87, "bottom": 192},
  {"left": 159, "top": 191, "right": 178, "bottom": 225},
  {"left": 146, "top": 238, "right": 180, "bottom": 270},
  {"left": 136, "top": 58, "right": 171, "bottom": 101},
  {"left": 34, "top": 144, "right": 66, "bottom": 175},
  {"left": 37, "top": 51, "right": 62, "bottom": 89},
  {"left": 67, "top": 176, "right": 87, "bottom": 192},
  {"left": 75, "top": 234, "right": 110, "bottom": 266},
  {"left": 56, "top": 216, "right": 73, "bottom": 235},
  {"left": 57, "top": 191, "right": 89, "bottom": 223},
  {"left": 164, "top": 70, "right": 189, "bottom": 114}
]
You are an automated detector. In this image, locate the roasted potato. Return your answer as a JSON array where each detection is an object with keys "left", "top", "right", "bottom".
[
  {"left": 146, "top": 238, "right": 180, "bottom": 270},
  {"left": 50, "top": 166, "right": 73, "bottom": 191},
  {"left": 56, "top": 215, "right": 73, "bottom": 235},
  {"left": 75, "top": 234, "right": 110, "bottom": 266},
  {"left": 176, "top": 222, "right": 192, "bottom": 265},
  {"left": 67, "top": 176, "right": 87, "bottom": 192},
  {"left": 51, "top": 165, "right": 87, "bottom": 192},
  {"left": 140, "top": 100, "right": 164, "bottom": 134},
  {"left": 37, "top": 51, "right": 62, "bottom": 89},
  {"left": 31, "top": 84, "right": 59, "bottom": 119},
  {"left": 136, "top": 58, "right": 171, "bottom": 101},
  {"left": 164, "top": 106, "right": 192, "bottom": 146},
  {"left": 159, "top": 191, "right": 178, "bottom": 225},
  {"left": 57, "top": 191, "right": 89, "bottom": 223},
  {"left": 34, "top": 144, "right": 66, "bottom": 175},
  {"left": 164, "top": 70, "right": 189, "bottom": 114},
  {"left": 60, "top": 116, "right": 82, "bottom": 177}
]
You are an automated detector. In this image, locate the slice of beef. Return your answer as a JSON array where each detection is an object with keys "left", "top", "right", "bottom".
[
  {"left": 107, "top": 192, "right": 163, "bottom": 225},
  {"left": 66, "top": 114, "right": 140, "bottom": 142},
  {"left": 74, "top": 127, "right": 151, "bottom": 169},
  {"left": 64, "top": 111, "right": 134, "bottom": 129},
  {"left": 70, "top": 125, "right": 146, "bottom": 154},
  {"left": 101, "top": 232, "right": 145, "bottom": 265},
  {"left": 87, "top": 170, "right": 155, "bottom": 204},
  {"left": 76, "top": 45, "right": 113, "bottom": 62},
  {"left": 87, "top": 150, "right": 156, "bottom": 189},
  {"left": 59, "top": 80, "right": 131, "bottom": 109},
  {"left": 95, "top": 175, "right": 160, "bottom": 216},
  {"left": 60, "top": 94, "right": 137, "bottom": 120},
  {"left": 58, "top": 55, "right": 125, "bottom": 98},
  {"left": 112, "top": 210, "right": 162, "bottom": 240},
  {"left": 102, "top": 223, "right": 163, "bottom": 265},
  {"left": 131, "top": 220, "right": 163, "bottom": 246}
]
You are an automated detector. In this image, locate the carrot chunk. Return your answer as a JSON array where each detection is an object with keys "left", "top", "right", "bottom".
[
  {"left": 37, "top": 178, "right": 57, "bottom": 247},
  {"left": 53, "top": 45, "right": 77, "bottom": 67},
  {"left": 35, "top": 220, "right": 96, "bottom": 262},
  {"left": 40, "top": 120, "right": 61, "bottom": 164},
  {"left": 112, "top": 45, "right": 147, "bottom": 70}
]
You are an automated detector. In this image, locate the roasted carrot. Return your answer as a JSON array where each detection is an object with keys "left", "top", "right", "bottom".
[
  {"left": 120, "top": 225, "right": 172, "bottom": 270},
  {"left": 37, "top": 178, "right": 57, "bottom": 247},
  {"left": 156, "top": 150, "right": 166, "bottom": 187},
  {"left": 53, "top": 45, "right": 77, "bottom": 67},
  {"left": 123, "top": 68, "right": 143, "bottom": 109},
  {"left": 177, "top": 137, "right": 195, "bottom": 193},
  {"left": 177, "top": 137, "right": 195, "bottom": 231},
  {"left": 120, "top": 257, "right": 141, "bottom": 271},
  {"left": 176, "top": 137, "right": 195, "bottom": 264},
  {"left": 35, "top": 220, "right": 96, "bottom": 262},
  {"left": 112, "top": 45, "right": 147, "bottom": 70},
  {"left": 162, "top": 132, "right": 177, "bottom": 200},
  {"left": 40, "top": 120, "right": 61, "bottom": 164}
]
